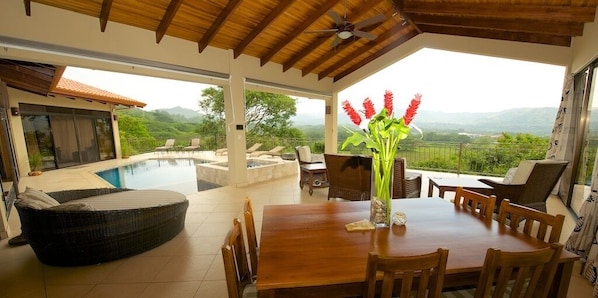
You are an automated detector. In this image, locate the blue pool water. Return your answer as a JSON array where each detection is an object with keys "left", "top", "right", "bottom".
[{"left": 96, "top": 159, "right": 220, "bottom": 194}]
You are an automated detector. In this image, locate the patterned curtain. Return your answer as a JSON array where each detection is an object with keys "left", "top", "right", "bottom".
[
  {"left": 562, "top": 69, "right": 598, "bottom": 296},
  {"left": 545, "top": 74, "right": 574, "bottom": 161}
]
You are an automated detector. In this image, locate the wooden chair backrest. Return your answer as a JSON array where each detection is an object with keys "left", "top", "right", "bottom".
[
  {"left": 222, "top": 218, "right": 252, "bottom": 298},
  {"left": 497, "top": 199, "right": 565, "bottom": 243},
  {"left": 244, "top": 197, "right": 258, "bottom": 280},
  {"left": 454, "top": 187, "right": 497, "bottom": 219},
  {"left": 364, "top": 248, "right": 449, "bottom": 298},
  {"left": 474, "top": 243, "right": 563, "bottom": 298}
]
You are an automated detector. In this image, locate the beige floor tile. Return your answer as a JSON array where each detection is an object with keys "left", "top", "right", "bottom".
[
  {"left": 194, "top": 280, "right": 228, "bottom": 298},
  {"left": 83, "top": 283, "right": 149, "bottom": 298},
  {"left": 152, "top": 255, "right": 215, "bottom": 282},
  {"left": 139, "top": 281, "right": 201, "bottom": 298}
]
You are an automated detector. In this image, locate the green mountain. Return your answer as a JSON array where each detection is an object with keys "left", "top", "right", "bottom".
[{"left": 156, "top": 106, "right": 561, "bottom": 136}]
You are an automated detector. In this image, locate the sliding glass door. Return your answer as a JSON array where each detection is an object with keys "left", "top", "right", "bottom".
[
  {"left": 569, "top": 62, "right": 598, "bottom": 214},
  {"left": 20, "top": 104, "right": 115, "bottom": 170}
]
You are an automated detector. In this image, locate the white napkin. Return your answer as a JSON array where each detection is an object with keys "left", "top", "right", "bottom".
[{"left": 345, "top": 219, "right": 375, "bottom": 231}]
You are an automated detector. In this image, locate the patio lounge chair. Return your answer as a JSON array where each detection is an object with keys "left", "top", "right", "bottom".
[
  {"left": 214, "top": 143, "right": 262, "bottom": 156},
  {"left": 294, "top": 146, "right": 324, "bottom": 165},
  {"left": 249, "top": 145, "right": 285, "bottom": 157},
  {"left": 155, "top": 139, "right": 175, "bottom": 152},
  {"left": 183, "top": 138, "right": 200, "bottom": 152},
  {"left": 478, "top": 159, "right": 568, "bottom": 212}
]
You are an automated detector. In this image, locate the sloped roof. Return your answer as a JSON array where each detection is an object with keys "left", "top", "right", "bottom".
[
  {"left": 22, "top": 0, "right": 598, "bottom": 82},
  {"left": 53, "top": 78, "right": 146, "bottom": 108}
]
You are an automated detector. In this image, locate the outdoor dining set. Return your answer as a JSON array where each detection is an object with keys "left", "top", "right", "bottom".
[{"left": 222, "top": 149, "right": 579, "bottom": 297}]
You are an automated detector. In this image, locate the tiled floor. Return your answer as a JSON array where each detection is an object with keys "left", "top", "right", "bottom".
[{"left": 0, "top": 153, "right": 594, "bottom": 297}]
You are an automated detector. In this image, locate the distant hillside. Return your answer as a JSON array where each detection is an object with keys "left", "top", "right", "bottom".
[
  {"left": 158, "top": 106, "right": 563, "bottom": 136},
  {"left": 155, "top": 106, "right": 203, "bottom": 120},
  {"left": 293, "top": 107, "right": 559, "bottom": 136}
]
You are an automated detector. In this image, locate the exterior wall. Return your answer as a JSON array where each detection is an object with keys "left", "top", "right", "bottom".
[
  {"left": 6, "top": 88, "right": 116, "bottom": 176},
  {"left": 571, "top": 10, "right": 598, "bottom": 73}
]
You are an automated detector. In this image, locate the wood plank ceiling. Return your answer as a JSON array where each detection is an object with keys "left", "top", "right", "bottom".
[{"left": 15, "top": 0, "right": 598, "bottom": 84}]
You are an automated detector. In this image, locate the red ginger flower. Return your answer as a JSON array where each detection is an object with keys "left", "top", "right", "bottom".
[
  {"left": 363, "top": 97, "right": 375, "bottom": 119},
  {"left": 384, "top": 90, "right": 393, "bottom": 117},
  {"left": 403, "top": 93, "right": 422, "bottom": 125},
  {"left": 342, "top": 100, "right": 362, "bottom": 126}
]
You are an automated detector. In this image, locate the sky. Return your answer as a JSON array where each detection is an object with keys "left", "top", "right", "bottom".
[{"left": 62, "top": 48, "right": 567, "bottom": 114}]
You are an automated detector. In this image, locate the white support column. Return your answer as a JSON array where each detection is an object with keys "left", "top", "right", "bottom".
[
  {"left": 325, "top": 92, "right": 339, "bottom": 154},
  {"left": 224, "top": 52, "right": 248, "bottom": 187}
]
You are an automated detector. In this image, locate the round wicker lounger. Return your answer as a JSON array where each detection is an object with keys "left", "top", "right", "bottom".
[{"left": 15, "top": 188, "right": 189, "bottom": 266}]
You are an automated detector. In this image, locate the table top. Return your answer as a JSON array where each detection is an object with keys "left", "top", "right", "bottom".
[
  {"left": 428, "top": 176, "right": 493, "bottom": 189},
  {"left": 256, "top": 198, "right": 578, "bottom": 293}
]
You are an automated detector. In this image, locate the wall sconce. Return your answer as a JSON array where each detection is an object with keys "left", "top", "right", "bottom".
[
  {"left": 113, "top": 114, "right": 118, "bottom": 121},
  {"left": 10, "top": 107, "right": 19, "bottom": 116},
  {"left": 325, "top": 105, "right": 331, "bottom": 115}
]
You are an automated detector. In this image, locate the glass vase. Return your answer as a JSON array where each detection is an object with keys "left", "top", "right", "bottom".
[{"left": 370, "top": 157, "right": 393, "bottom": 227}]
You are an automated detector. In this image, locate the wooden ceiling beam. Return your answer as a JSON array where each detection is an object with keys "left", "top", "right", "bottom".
[
  {"left": 410, "top": 14, "right": 585, "bottom": 36},
  {"left": 333, "top": 30, "right": 418, "bottom": 82},
  {"left": 260, "top": 0, "right": 340, "bottom": 67},
  {"left": 198, "top": 0, "right": 242, "bottom": 53},
  {"left": 234, "top": 0, "right": 295, "bottom": 59},
  {"left": 23, "top": 0, "right": 31, "bottom": 16},
  {"left": 402, "top": 3, "right": 596, "bottom": 23},
  {"left": 318, "top": 24, "right": 414, "bottom": 80},
  {"left": 156, "top": 0, "right": 185, "bottom": 44},
  {"left": 99, "top": 0, "right": 113, "bottom": 32},
  {"left": 419, "top": 24, "right": 572, "bottom": 47}
]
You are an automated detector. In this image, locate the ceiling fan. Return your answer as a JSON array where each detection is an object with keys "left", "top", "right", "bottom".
[{"left": 305, "top": 1, "right": 386, "bottom": 47}]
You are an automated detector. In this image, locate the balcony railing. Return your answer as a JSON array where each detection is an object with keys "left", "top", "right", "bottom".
[{"left": 125, "top": 137, "right": 548, "bottom": 178}]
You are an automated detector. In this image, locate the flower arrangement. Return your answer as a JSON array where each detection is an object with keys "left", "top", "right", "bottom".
[{"left": 341, "top": 90, "right": 422, "bottom": 226}]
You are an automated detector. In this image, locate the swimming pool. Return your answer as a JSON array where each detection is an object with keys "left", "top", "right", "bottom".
[{"left": 96, "top": 158, "right": 220, "bottom": 195}]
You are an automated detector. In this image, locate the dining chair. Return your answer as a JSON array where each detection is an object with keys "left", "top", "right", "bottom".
[
  {"left": 497, "top": 199, "right": 565, "bottom": 243},
  {"left": 449, "top": 243, "right": 563, "bottom": 298},
  {"left": 453, "top": 186, "right": 497, "bottom": 219},
  {"left": 244, "top": 197, "right": 259, "bottom": 281},
  {"left": 364, "top": 248, "right": 449, "bottom": 298},
  {"left": 222, "top": 218, "right": 257, "bottom": 298}
]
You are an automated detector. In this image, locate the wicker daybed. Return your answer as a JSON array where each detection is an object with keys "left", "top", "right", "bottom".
[{"left": 14, "top": 188, "right": 188, "bottom": 266}]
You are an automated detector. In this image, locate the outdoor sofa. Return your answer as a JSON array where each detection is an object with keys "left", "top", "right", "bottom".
[{"left": 14, "top": 187, "right": 188, "bottom": 266}]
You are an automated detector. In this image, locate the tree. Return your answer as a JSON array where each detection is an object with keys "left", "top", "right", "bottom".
[{"left": 198, "top": 87, "right": 305, "bottom": 143}]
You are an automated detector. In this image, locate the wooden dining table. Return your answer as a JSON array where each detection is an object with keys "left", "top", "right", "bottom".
[{"left": 256, "top": 198, "right": 579, "bottom": 298}]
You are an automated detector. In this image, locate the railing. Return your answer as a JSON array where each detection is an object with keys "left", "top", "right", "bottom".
[{"left": 125, "top": 137, "right": 548, "bottom": 178}]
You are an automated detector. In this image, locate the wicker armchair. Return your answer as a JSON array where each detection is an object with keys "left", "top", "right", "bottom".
[
  {"left": 14, "top": 188, "right": 188, "bottom": 266},
  {"left": 479, "top": 159, "right": 568, "bottom": 212},
  {"left": 324, "top": 154, "right": 422, "bottom": 201}
]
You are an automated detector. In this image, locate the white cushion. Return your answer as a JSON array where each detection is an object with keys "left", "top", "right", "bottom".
[
  {"left": 297, "top": 146, "right": 312, "bottom": 162},
  {"left": 502, "top": 167, "right": 518, "bottom": 184},
  {"left": 62, "top": 189, "right": 187, "bottom": 211},
  {"left": 510, "top": 160, "right": 538, "bottom": 184},
  {"left": 48, "top": 203, "right": 96, "bottom": 211},
  {"left": 17, "top": 187, "right": 60, "bottom": 207},
  {"left": 14, "top": 198, "right": 49, "bottom": 210}
]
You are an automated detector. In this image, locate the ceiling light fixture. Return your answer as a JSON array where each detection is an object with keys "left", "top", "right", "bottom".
[{"left": 337, "top": 31, "right": 353, "bottom": 39}]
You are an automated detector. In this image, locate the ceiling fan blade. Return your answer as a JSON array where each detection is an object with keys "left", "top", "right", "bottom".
[
  {"left": 353, "top": 14, "right": 386, "bottom": 30},
  {"left": 331, "top": 36, "right": 342, "bottom": 48},
  {"left": 353, "top": 30, "right": 377, "bottom": 40},
  {"left": 304, "top": 29, "right": 338, "bottom": 34},
  {"left": 327, "top": 10, "right": 343, "bottom": 26}
]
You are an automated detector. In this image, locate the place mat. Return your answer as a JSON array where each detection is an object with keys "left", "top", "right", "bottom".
[{"left": 345, "top": 219, "right": 374, "bottom": 231}]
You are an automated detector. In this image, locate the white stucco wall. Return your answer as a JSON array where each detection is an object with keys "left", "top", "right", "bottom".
[{"left": 571, "top": 10, "right": 598, "bottom": 73}]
